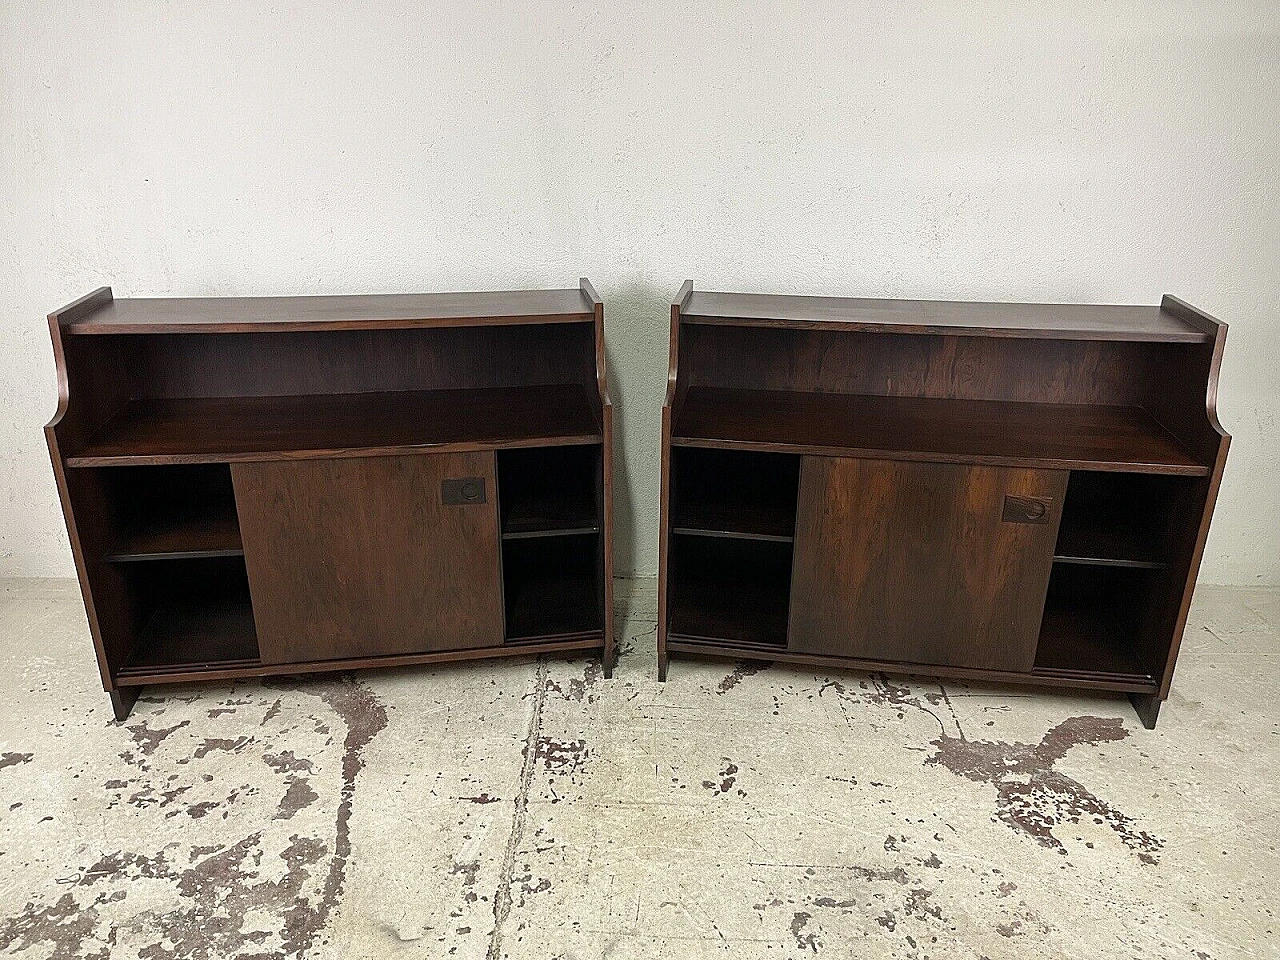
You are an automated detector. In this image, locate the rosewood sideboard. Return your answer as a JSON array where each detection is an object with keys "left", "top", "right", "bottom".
[
  {"left": 46, "top": 281, "right": 614, "bottom": 719},
  {"left": 657, "top": 283, "right": 1229, "bottom": 728}
]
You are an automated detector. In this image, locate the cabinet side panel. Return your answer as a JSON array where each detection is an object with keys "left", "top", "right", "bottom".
[
  {"left": 233, "top": 453, "right": 503, "bottom": 663},
  {"left": 47, "top": 324, "right": 142, "bottom": 688},
  {"left": 789, "top": 457, "right": 1065, "bottom": 671}
]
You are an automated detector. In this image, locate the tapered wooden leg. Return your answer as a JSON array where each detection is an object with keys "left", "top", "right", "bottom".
[
  {"left": 109, "top": 687, "right": 141, "bottom": 722},
  {"left": 1129, "top": 692, "right": 1162, "bottom": 730},
  {"left": 657, "top": 647, "right": 668, "bottom": 682},
  {"left": 602, "top": 643, "right": 615, "bottom": 680}
]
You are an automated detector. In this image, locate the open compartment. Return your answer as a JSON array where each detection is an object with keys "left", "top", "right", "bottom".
[
  {"left": 498, "top": 445, "right": 600, "bottom": 537},
  {"left": 62, "top": 324, "right": 601, "bottom": 466},
  {"left": 1034, "top": 563, "right": 1158, "bottom": 681},
  {"left": 667, "top": 534, "right": 793, "bottom": 647},
  {"left": 1054, "top": 471, "right": 1185, "bottom": 568},
  {"left": 502, "top": 533, "right": 603, "bottom": 641},
  {"left": 94, "top": 464, "right": 242, "bottom": 562},
  {"left": 671, "top": 447, "right": 800, "bottom": 541},
  {"left": 117, "top": 555, "right": 259, "bottom": 678},
  {"left": 671, "top": 326, "right": 1210, "bottom": 475}
]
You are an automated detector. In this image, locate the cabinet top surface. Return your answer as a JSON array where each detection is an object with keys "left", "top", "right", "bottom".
[
  {"left": 681, "top": 290, "right": 1214, "bottom": 342},
  {"left": 59, "top": 288, "right": 596, "bottom": 334}
]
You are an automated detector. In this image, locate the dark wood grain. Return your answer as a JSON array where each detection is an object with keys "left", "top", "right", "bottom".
[
  {"left": 119, "top": 323, "right": 596, "bottom": 401},
  {"left": 789, "top": 458, "right": 1066, "bottom": 671},
  {"left": 44, "top": 290, "right": 143, "bottom": 706},
  {"left": 1033, "top": 607, "right": 1151, "bottom": 681},
  {"left": 60, "top": 288, "right": 594, "bottom": 334},
  {"left": 97, "top": 463, "right": 243, "bottom": 561},
  {"left": 115, "top": 556, "right": 259, "bottom": 675},
  {"left": 124, "top": 595, "right": 260, "bottom": 673},
  {"left": 656, "top": 286, "right": 689, "bottom": 682},
  {"left": 680, "top": 326, "right": 1185, "bottom": 421},
  {"left": 1051, "top": 471, "right": 1183, "bottom": 570},
  {"left": 673, "top": 387, "right": 1207, "bottom": 475},
  {"left": 233, "top": 452, "right": 504, "bottom": 663},
  {"left": 683, "top": 291, "right": 1211, "bottom": 341},
  {"left": 67, "top": 384, "right": 600, "bottom": 466},
  {"left": 1135, "top": 302, "right": 1232, "bottom": 705},
  {"left": 1033, "top": 564, "right": 1156, "bottom": 681},
  {"left": 581, "top": 277, "right": 617, "bottom": 676}
]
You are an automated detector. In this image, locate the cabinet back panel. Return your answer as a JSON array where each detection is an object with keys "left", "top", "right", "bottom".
[
  {"left": 682, "top": 326, "right": 1189, "bottom": 407},
  {"left": 102, "top": 325, "right": 595, "bottom": 399}
]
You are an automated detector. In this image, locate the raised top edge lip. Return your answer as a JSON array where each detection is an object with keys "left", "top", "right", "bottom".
[
  {"left": 678, "top": 290, "right": 1214, "bottom": 343},
  {"left": 57, "top": 288, "right": 597, "bottom": 333}
]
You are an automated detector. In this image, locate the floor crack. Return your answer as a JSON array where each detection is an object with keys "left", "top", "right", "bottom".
[{"left": 487, "top": 657, "right": 549, "bottom": 960}]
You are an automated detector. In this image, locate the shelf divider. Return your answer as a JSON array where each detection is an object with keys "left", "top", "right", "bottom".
[{"left": 108, "top": 514, "right": 244, "bottom": 563}]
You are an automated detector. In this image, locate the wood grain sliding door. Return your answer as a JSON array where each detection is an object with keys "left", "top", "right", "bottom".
[
  {"left": 233, "top": 452, "right": 503, "bottom": 664},
  {"left": 788, "top": 457, "right": 1066, "bottom": 671}
]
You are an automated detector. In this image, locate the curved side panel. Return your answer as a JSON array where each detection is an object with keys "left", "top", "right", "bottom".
[
  {"left": 43, "top": 287, "right": 130, "bottom": 697},
  {"left": 580, "top": 278, "right": 615, "bottom": 675},
  {"left": 1160, "top": 294, "right": 1230, "bottom": 442},
  {"left": 45, "top": 286, "right": 113, "bottom": 434},
  {"left": 1148, "top": 296, "right": 1232, "bottom": 704},
  {"left": 657, "top": 281, "right": 692, "bottom": 680}
]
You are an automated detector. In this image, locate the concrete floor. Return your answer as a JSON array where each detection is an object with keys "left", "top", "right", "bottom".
[{"left": 0, "top": 579, "right": 1276, "bottom": 959}]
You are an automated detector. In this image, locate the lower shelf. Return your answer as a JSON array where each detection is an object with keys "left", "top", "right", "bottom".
[
  {"left": 117, "top": 558, "right": 261, "bottom": 678},
  {"left": 1033, "top": 605, "right": 1153, "bottom": 682},
  {"left": 667, "top": 534, "right": 792, "bottom": 647},
  {"left": 122, "top": 596, "right": 260, "bottom": 676},
  {"left": 117, "top": 635, "right": 606, "bottom": 687},
  {"left": 664, "top": 641, "right": 1158, "bottom": 694},
  {"left": 502, "top": 533, "right": 603, "bottom": 641},
  {"left": 1032, "top": 563, "right": 1158, "bottom": 683}
]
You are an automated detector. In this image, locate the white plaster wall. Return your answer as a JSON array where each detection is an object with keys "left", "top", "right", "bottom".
[{"left": 2, "top": 1, "right": 1277, "bottom": 581}]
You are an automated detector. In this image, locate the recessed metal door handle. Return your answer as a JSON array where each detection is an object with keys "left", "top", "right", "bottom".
[
  {"left": 1002, "top": 495, "right": 1051, "bottom": 523},
  {"left": 442, "top": 477, "right": 486, "bottom": 505}
]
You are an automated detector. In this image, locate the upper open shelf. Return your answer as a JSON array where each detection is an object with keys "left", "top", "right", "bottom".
[
  {"left": 67, "top": 383, "right": 600, "bottom": 466},
  {"left": 672, "top": 387, "right": 1209, "bottom": 475},
  {"left": 681, "top": 291, "right": 1213, "bottom": 342},
  {"left": 59, "top": 288, "right": 596, "bottom": 334}
]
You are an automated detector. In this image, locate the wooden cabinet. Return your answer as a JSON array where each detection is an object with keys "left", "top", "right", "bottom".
[
  {"left": 658, "top": 284, "right": 1230, "bottom": 728},
  {"left": 45, "top": 282, "right": 615, "bottom": 719},
  {"left": 233, "top": 453, "right": 504, "bottom": 664},
  {"left": 789, "top": 459, "right": 1065, "bottom": 672}
]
